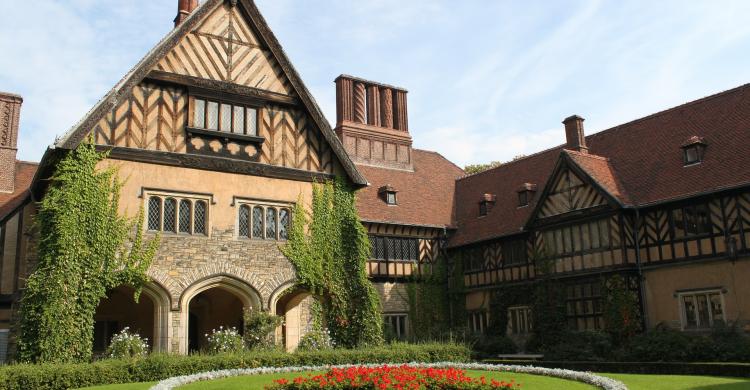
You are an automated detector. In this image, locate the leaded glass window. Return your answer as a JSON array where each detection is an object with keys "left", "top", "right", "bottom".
[
  {"left": 194, "top": 201, "right": 207, "bottom": 235},
  {"left": 279, "top": 208, "right": 290, "bottom": 240},
  {"left": 233, "top": 106, "right": 244, "bottom": 134},
  {"left": 266, "top": 208, "right": 277, "bottom": 239},
  {"left": 179, "top": 200, "right": 191, "bottom": 233},
  {"left": 192, "top": 97, "right": 257, "bottom": 135},
  {"left": 194, "top": 99, "right": 205, "bottom": 128},
  {"left": 369, "top": 235, "right": 420, "bottom": 262},
  {"left": 239, "top": 205, "right": 251, "bottom": 237},
  {"left": 220, "top": 103, "right": 232, "bottom": 132},
  {"left": 164, "top": 198, "right": 177, "bottom": 232},
  {"left": 252, "top": 206, "right": 264, "bottom": 238},
  {"left": 147, "top": 197, "right": 162, "bottom": 231},
  {"left": 247, "top": 108, "right": 257, "bottom": 135},
  {"left": 206, "top": 101, "right": 219, "bottom": 130}
]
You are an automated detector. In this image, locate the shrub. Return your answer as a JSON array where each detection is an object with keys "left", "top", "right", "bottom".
[
  {"left": 243, "top": 309, "right": 283, "bottom": 350},
  {"left": 543, "top": 331, "right": 613, "bottom": 362},
  {"left": 0, "top": 342, "right": 470, "bottom": 390},
  {"left": 106, "top": 327, "right": 149, "bottom": 360},
  {"left": 297, "top": 328, "right": 335, "bottom": 351},
  {"left": 472, "top": 335, "right": 517, "bottom": 357},
  {"left": 622, "top": 326, "right": 750, "bottom": 362},
  {"left": 205, "top": 327, "right": 243, "bottom": 354}
]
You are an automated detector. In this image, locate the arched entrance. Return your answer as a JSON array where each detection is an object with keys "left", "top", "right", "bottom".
[
  {"left": 180, "top": 275, "right": 261, "bottom": 354},
  {"left": 273, "top": 288, "right": 316, "bottom": 351},
  {"left": 94, "top": 285, "right": 155, "bottom": 356}
]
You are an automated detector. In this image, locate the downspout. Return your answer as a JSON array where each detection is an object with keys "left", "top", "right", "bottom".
[{"left": 633, "top": 206, "right": 649, "bottom": 330}]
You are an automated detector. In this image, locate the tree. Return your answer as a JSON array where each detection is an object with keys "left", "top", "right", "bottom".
[{"left": 18, "top": 141, "right": 159, "bottom": 363}]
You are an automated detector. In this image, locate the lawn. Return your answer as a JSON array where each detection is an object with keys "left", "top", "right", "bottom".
[{"left": 77, "top": 370, "right": 750, "bottom": 389}]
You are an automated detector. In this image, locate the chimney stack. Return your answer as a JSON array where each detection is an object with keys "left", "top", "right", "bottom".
[
  {"left": 334, "top": 75, "right": 412, "bottom": 170},
  {"left": 174, "top": 0, "right": 199, "bottom": 27},
  {"left": 563, "top": 115, "right": 588, "bottom": 154},
  {"left": 0, "top": 92, "right": 22, "bottom": 193}
]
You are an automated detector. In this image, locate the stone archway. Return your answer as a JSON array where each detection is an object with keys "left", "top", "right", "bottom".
[
  {"left": 272, "top": 287, "right": 317, "bottom": 351},
  {"left": 93, "top": 283, "right": 170, "bottom": 355},
  {"left": 179, "top": 275, "right": 261, "bottom": 353}
]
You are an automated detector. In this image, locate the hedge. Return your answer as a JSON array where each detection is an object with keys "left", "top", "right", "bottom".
[
  {"left": 483, "top": 360, "right": 750, "bottom": 378},
  {"left": 0, "top": 343, "right": 470, "bottom": 390}
]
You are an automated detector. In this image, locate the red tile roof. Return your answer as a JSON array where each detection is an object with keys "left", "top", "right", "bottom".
[
  {"left": 451, "top": 83, "right": 750, "bottom": 247},
  {"left": 355, "top": 149, "right": 465, "bottom": 228},
  {"left": 0, "top": 161, "right": 38, "bottom": 221}
]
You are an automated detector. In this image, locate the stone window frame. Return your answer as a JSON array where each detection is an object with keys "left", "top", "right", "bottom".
[
  {"left": 144, "top": 189, "right": 212, "bottom": 237},
  {"left": 676, "top": 288, "right": 726, "bottom": 331},
  {"left": 383, "top": 312, "right": 408, "bottom": 340},
  {"left": 507, "top": 305, "right": 533, "bottom": 335},
  {"left": 233, "top": 197, "right": 293, "bottom": 241}
]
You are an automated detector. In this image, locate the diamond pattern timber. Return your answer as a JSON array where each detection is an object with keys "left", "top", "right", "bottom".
[
  {"left": 540, "top": 168, "right": 608, "bottom": 218},
  {"left": 154, "top": 2, "right": 293, "bottom": 95}
]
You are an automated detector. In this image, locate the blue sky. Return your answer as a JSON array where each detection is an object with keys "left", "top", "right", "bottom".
[{"left": 2, "top": 0, "right": 750, "bottom": 167}]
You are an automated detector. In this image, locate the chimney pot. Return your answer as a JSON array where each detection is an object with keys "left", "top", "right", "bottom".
[
  {"left": 563, "top": 114, "right": 587, "bottom": 153},
  {"left": 174, "top": 0, "right": 199, "bottom": 27}
]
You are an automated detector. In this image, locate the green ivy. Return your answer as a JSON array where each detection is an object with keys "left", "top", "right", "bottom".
[
  {"left": 17, "top": 141, "right": 159, "bottom": 363},
  {"left": 602, "top": 274, "right": 642, "bottom": 345},
  {"left": 405, "top": 256, "right": 451, "bottom": 341},
  {"left": 282, "top": 179, "right": 383, "bottom": 348}
]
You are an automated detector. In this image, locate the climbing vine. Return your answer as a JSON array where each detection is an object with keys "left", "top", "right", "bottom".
[
  {"left": 405, "top": 257, "right": 451, "bottom": 341},
  {"left": 18, "top": 140, "right": 159, "bottom": 363},
  {"left": 602, "top": 274, "right": 641, "bottom": 345},
  {"left": 282, "top": 179, "right": 383, "bottom": 348}
]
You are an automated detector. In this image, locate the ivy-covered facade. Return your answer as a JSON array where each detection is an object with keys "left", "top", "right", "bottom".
[{"left": 1, "top": 0, "right": 750, "bottom": 363}]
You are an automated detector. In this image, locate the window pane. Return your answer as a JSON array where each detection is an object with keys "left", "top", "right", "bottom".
[
  {"left": 233, "top": 106, "right": 244, "bottom": 134},
  {"left": 709, "top": 293, "right": 724, "bottom": 324},
  {"left": 179, "top": 200, "right": 191, "bottom": 233},
  {"left": 147, "top": 197, "right": 162, "bottom": 231},
  {"left": 673, "top": 209, "right": 686, "bottom": 238},
  {"left": 683, "top": 295, "right": 697, "bottom": 329},
  {"left": 164, "top": 198, "right": 177, "bottom": 233},
  {"left": 246, "top": 108, "right": 257, "bottom": 135},
  {"left": 266, "top": 208, "right": 277, "bottom": 239},
  {"left": 599, "top": 219, "right": 610, "bottom": 247},
  {"left": 375, "top": 237, "right": 386, "bottom": 259},
  {"left": 239, "top": 205, "right": 250, "bottom": 237},
  {"left": 581, "top": 223, "right": 591, "bottom": 250},
  {"left": 194, "top": 201, "right": 207, "bottom": 235},
  {"left": 685, "top": 147, "right": 699, "bottom": 164},
  {"left": 279, "top": 208, "right": 290, "bottom": 240},
  {"left": 252, "top": 207, "right": 264, "bottom": 238},
  {"left": 194, "top": 99, "right": 205, "bottom": 128},
  {"left": 696, "top": 294, "right": 710, "bottom": 328},
  {"left": 220, "top": 103, "right": 232, "bottom": 132},
  {"left": 206, "top": 101, "right": 219, "bottom": 130},
  {"left": 387, "top": 192, "right": 397, "bottom": 205}
]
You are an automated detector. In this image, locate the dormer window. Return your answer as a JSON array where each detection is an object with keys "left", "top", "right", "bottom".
[
  {"left": 378, "top": 185, "right": 398, "bottom": 205},
  {"left": 517, "top": 183, "right": 537, "bottom": 207},
  {"left": 479, "top": 193, "right": 496, "bottom": 217},
  {"left": 681, "top": 136, "right": 706, "bottom": 166}
]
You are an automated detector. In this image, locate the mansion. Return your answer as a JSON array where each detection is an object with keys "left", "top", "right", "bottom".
[{"left": 0, "top": 0, "right": 749, "bottom": 360}]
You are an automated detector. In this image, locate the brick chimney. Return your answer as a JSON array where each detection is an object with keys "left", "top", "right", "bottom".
[
  {"left": 174, "top": 0, "right": 199, "bottom": 27},
  {"left": 0, "top": 92, "right": 22, "bottom": 193},
  {"left": 563, "top": 115, "right": 588, "bottom": 154},
  {"left": 334, "top": 75, "right": 412, "bottom": 170}
]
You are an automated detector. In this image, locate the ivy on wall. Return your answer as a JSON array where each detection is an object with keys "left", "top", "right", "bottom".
[
  {"left": 282, "top": 179, "right": 383, "bottom": 348},
  {"left": 405, "top": 257, "right": 451, "bottom": 341},
  {"left": 18, "top": 141, "right": 159, "bottom": 363},
  {"left": 602, "top": 274, "right": 642, "bottom": 345}
]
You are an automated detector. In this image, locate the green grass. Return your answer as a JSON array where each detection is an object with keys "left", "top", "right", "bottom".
[
  {"left": 76, "top": 371, "right": 750, "bottom": 390},
  {"left": 601, "top": 373, "right": 750, "bottom": 390}
]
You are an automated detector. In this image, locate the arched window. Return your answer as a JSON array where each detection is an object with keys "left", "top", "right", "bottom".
[
  {"left": 194, "top": 201, "right": 207, "bottom": 235},
  {"left": 238, "top": 205, "right": 251, "bottom": 238},
  {"left": 147, "top": 196, "right": 162, "bottom": 231},
  {"left": 265, "top": 208, "right": 277, "bottom": 239},
  {"left": 179, "top": 199, "right": 192, "bottom": 233},
  {"left": 164, "top": 198, "right": 177, "bottom": 232},
  {"left": 279, "top": 208, "right": 290, "bottom": 240},
  {"left": 252, "top": 206, "right": 264, "bottom": 238}
]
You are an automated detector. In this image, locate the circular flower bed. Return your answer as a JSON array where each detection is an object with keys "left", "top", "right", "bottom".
[{"left": 149, "top": 362, "right": 627, "bottom": 390}]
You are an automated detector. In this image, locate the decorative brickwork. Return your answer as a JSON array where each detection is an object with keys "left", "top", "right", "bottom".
[{"left": 0, "top": 93, "right": 22, "bottom": 194}]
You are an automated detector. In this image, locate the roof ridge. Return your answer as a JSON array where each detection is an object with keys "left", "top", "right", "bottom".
[
  {"left": 456, "top": 145, "right": 562, "bottom": 181},
  {"left": 412, "top": 148, "right": 465, "bottom": 173},
  {"left": 16, "top": 160, "right": 40, "bottom": 166},
  {"left": 564, "top": 149, "right": 610, "bottom": 161},
  {"left": 588, "top": 82, "right": 750, "bottom": 141}
]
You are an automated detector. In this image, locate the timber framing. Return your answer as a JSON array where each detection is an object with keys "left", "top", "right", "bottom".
[
  {"left": 97, "top": 146, "right": 335, "bottom": 183},
  {"left": 52, "top": 0, "right": 367, "bottom": 186}
]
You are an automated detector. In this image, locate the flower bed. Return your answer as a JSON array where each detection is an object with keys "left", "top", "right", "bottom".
[
  {"left": 265, "top": 365, "right": 520, "bottom": 389},
  {"left": 150, "top": 362, "right": 628, "bottom": 390}
]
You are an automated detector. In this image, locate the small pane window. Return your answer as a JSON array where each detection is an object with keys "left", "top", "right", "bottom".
[
  {"left": 266, "top": 208, "right": 277, "bottom": 239},
  {"left": 252, "top": 206, "right": 264, "bottom": 238},
  {"left": 194, "top": 99, "right": 206, "bottom": 128},
  {"left": 220, "top": 103, "right": 232, "bottom": 132},
  {"left": 206, "top": 101, "right": 219, "bottom": 130},
  {"left": 684, "top": 146, "right": 700, "bottom": 165},
  {"left": 507, "top": 306, "right": 532, "bottom": 335},
  {"left": 194, "top": 201, "right": 207, "bottom": 235},
  {"left": 163, "top": 198, "right": 177, "bottom": 233},
  {"left": 246, "top": 108, "right": 257, "bottom": 135},
  {"left": 147, "top": 197, "right": 162, "bottom": 231},
  {"left": 239, "top": 205, "right": 251, "bottom": 237},
  {"left": 179, "top": 200, "right": 192, "bottom": 233},
  {"left": 479, "top": 201, "right": 488, "bottom": 216},
  {"left": 518, "top": 191, "right": 529, "bottom": 207},
  {"left": 384, "top": 314, "right": 407, "bottom": 340},
  {"left": 386, "top": 192, "right": 397, "bottom": 205},
  {"left": 680, "top": 290, "right": 724, "bottom": 329},
  {"left": 233, "top": 106, "right": 244, "bottom": 134},
  {"left": 279, "top": 208, "right": 290, "bottom": 240}
]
